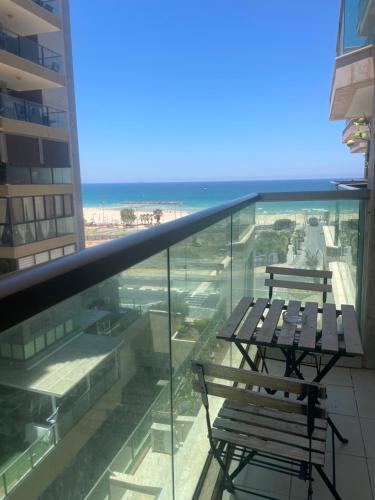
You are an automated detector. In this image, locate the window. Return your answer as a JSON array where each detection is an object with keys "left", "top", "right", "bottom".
[
  {"left": 46, "top": 329, "right": 55, "bottom": 346},
  {"left": 36, "top": 219, "right": 56, "bottom": 240},
  {"left": 10, "top": 198, "right": 24, "bottom": 224},
  {"left": 55, "top": 195, "right": 64, "bottom": 217},
  {"left": 43, "top": 140, "right": 70, "bottom": 167},
  {"left": 12, "top": 223, "right": 36, "bottom": 245},
  {"left": 6, "top": 135, "right": 41, "bottom": 167},
  {"left": 0, "top": 199, "right": 9, "bottom": 223},
  {"left": 35, "top": 335, "right": 45, "bottom": 353},
  {"left": 12, "top": 345, "right": 24, "bottom": 360},
  {"left": 23, "top": 197, "right": 35, "bottom": 222},
  {"left": 65, "top": 319, "right": 73, "bottom": 334},
  {"left": 57, "top": 217, "right": 74, "bottom": 235},
  {"left": 63, "top": 195, "right": 73, "bottom": 216},
  {"left": 45, "top": 195, "right": 55, "bottom": 219},
  {"left": 56, "top": 324, "right": 64, "bottom": 340},
  {"left": 0, "top": 344, "right": 11, "bottom": 358},
  {"left": 35, "top": 196, "right": 45, "bottom": 220},
  {"left": 24, "top": 341, "right": 35, "bottom": 359}
]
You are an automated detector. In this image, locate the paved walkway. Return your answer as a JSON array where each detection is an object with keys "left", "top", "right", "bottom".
[{"left": 223, "top": 360, "right": 375, "bottom": 500}]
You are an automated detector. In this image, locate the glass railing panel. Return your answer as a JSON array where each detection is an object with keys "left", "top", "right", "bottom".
[
  {"left": 254, "top": 199, "right": 364, "bottom": 309},
  {"left": 36, "top": 219, "right": 57, "bottom": 240},
  {"left": 0, "top": 28, "right": 62, "bottom": 73},
  {"left": 0, "top": 94, "right": 67, "bottom": 129},
  {"left": 232, "top": 203, "right": 257, "bottom": 306},
  {"left": 56, "top": 216, "right": 74, "bottom": 236},
  {"left": 12, "top": 223, "right": 37, "bottom": 245},
  {"left": 0, "top": 166, "right": 71, "bottom": 185},
  {"left": 0, "top": 252, "right": 173, "bottom": 499},
  {"left": 31, "top": 167, "right": 53, "bottom": 184},
  {"left": 52, "top": 167, "right": 72, "bottom": 184},
  {"left": 169, "top": 217, "right": 236, "bottom": 500}
]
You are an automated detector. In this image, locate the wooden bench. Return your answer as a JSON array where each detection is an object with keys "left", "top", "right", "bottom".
[{"left": 192, "top": 361, "right": 343, "bottom": 499}]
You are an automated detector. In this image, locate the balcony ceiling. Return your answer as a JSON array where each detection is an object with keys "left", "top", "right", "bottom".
[
  {"left": 0, "top": 0, "right": 61, "bottom": 36},
  {"left": 0, "top": 49, "right": 65, "bottom": 90},
  {"left": 330, "top": 46, "right": 375, "bottom": 120}
]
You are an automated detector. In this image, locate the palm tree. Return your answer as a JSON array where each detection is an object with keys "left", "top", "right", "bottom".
[{"left": 153, "top": 208, "right": 163, "bottom": 224}]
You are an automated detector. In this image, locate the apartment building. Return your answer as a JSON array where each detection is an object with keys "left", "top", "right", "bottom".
[
  {"left": 0, "top": 0, "right": 83, "bottom": 275},
  {"left": 330, "top": 0, "right": 375, "bottom": 169}
]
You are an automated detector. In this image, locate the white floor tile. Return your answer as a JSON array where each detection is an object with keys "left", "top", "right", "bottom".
[
  {"left": 326, "top": 414, "right": 365, "bottom": 457},
  {"left": 325, "top": 385, "right": 358, "bottom": 417},
  {"left": 355, "top": 386, "right": 375, "bottom": 418},
  {"left": 360, "top": 417, "right": 375, "bottom": 459},
  {"left": 290, "top": 453, "right": 373, "bottom": 500}
]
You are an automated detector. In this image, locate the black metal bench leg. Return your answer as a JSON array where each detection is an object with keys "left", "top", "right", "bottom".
[
  {"left": 328, "top": 416, "right": 349, "bottom": 444},
  {"left": 314, "top": 465, "right": 342, "bottom": 500}
]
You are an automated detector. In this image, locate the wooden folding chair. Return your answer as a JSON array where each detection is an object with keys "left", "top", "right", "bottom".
[{"left": 192, "top": 361, "right": 343, "bottom": 499}]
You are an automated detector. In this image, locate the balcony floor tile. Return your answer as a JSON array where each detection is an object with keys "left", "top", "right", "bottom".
[
  {"left": 360, "top": 417, "right": 375, "bottom": 459},
  {"left": 324, "top": 385, "right": 358, "bottom": 417},
  {"left": 326, "top": 414, "right": 365, "bottom": 457},
  {"left": 290, "top": 453, "right": 373, "bottom": 500}
]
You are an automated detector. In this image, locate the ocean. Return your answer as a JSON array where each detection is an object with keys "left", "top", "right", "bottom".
[{"left": 82, "top": 179, "right": 342, "bottom": 212}]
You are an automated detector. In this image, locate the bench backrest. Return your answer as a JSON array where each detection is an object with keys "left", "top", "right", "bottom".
[
  {"left": 191, "top": 361, "right": 326, "bottom": 420},
  {"left": 265, "top": 266, "right": 332, "bottom": 303}
]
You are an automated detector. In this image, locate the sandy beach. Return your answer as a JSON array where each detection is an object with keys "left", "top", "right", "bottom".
[{"left": 83, "top": 206, "right": 191, "bottom": 226}]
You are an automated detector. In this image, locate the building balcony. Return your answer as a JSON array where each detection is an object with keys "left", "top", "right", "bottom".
[
  {"left": 0, "top": 94, "right": 69, "bottom": 140},
  {"left": 0, "top": 0, "right": 61, "bottom": 37},
  {"left": 0, "top": 93, "right": 67, "bottom": 128},
  {"left": 329, "top": 44, "right": 375, "bottom": 120},
  {"left": 0, "top": 188, "right": 369, "bottom": 499},
  {"left": 0, "top": 26, "right": 64, "bottom": 91},
  {"left": 0, "top": 165, "right": 72, "bottom": 185},
  {"left": 342, "top": 118, "right": 371, "bottom": 143}
]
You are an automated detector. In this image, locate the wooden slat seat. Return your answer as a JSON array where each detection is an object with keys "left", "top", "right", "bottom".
[{"left": 211, "top": 428, "right": 325, "bottom": 465}]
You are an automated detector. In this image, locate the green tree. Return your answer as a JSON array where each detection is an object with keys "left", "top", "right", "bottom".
[
  {"left": 120, "top": 207, "right": 136, "bottom": 226},
  {"left": 153, "top": 208, "right": 163, "bottom": 224},
  {"left": 305, "top": 249, "right": 319, "bottom": 269}
]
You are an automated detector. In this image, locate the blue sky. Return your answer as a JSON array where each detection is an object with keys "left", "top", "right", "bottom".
[{"left": 70, "top": 0, "right": 362, "bottom": 183}]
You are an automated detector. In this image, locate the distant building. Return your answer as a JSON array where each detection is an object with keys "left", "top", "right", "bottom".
[{"left": 0, "top": 0, "right": 84, "bottom": 275}]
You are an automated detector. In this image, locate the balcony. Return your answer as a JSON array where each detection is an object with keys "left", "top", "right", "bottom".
[
  {"left": 0, "top": 188, "right": 369, "bottom": 499},
  {"left": 0, "top": 27, "right": 64, "bottom": 91},
  {"left": 0, "top": 165, "right": 72, "bottom": 185},
  {"left": 0, "top": 93, "right": 67, "bottom": 129},
  {"left": 330, "top": 0, "right": 375, "bottom": 120},
  {"left": 0, "top": 0, "right": 61, "bottom": 37}
]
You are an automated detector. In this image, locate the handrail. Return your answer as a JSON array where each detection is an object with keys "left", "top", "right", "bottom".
[
  {"left": 0, "top": 189, "right": 368, "bottom": 332},
  {"left": 257, "top": 189, "right": 370, "bottom": 202}
]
